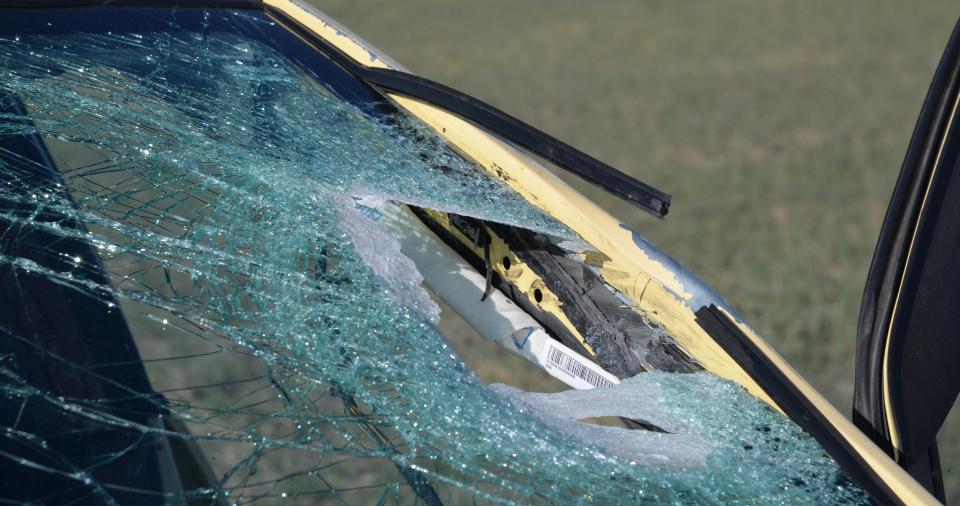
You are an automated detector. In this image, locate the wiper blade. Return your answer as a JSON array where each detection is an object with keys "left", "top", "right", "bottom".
[
  {"left": 269, "top": 7, "right": 671, "bottom": 219},
  {"left": 362, "top": 69, "right": 671, "bottom": 218}
]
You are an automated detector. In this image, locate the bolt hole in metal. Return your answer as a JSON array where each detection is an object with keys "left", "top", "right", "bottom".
[
  {"left": 533, "top": 288, "right": 543, "bottom": 303},
  {"left": 502, "top": 256, "right": 511, "bottom": 270}
]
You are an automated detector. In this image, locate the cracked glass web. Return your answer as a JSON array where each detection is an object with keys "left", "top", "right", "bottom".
[{"left": 0, "top": 7, "right": 867, "bottom": 505}]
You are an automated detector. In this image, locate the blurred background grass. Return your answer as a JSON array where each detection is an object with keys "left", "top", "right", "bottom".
[{"left": 313, "top": 0, "right": 957, "bottom": 499}]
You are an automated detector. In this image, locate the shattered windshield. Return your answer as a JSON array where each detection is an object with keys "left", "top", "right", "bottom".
[{"left": 0, "top": 7, "right": 866, "bottom": 505}]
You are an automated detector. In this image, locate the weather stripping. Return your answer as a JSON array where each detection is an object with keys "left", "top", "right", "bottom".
[{"left": 266, "top": 6, "right": 673, "bottom": 219}]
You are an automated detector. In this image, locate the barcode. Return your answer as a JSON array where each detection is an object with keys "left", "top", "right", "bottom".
[{"left": 545, "top": 345, "right": 613, "bottom": 388}]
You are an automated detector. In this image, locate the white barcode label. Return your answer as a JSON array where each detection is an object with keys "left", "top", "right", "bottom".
[{"left": 545, "top": 344, "right": 615, "bottom": 389}]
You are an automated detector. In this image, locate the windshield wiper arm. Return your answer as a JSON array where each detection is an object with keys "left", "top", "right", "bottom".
[
  {"left": 268, "top": 7, "right": 671, "bottom": 219},
  {"left": 361, "top": 68, "right": 671, "bottom": 218}
]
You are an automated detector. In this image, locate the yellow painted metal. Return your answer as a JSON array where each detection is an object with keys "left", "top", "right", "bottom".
[
  {"left": 263, "top": 0, "right": 394, "bottom": 70},
  {"left": 262, "top": 1, "right": 941, "bottom": 502},
  {"left": 419, "top": 209, "right": 596, "bottom": 358}
]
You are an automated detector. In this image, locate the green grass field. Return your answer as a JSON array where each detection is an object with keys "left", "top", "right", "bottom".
[{"left": 315, "top": 0, "right": 959, "bottom": 500}]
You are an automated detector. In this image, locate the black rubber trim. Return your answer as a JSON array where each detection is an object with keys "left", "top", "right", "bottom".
[
  {"left": 264, "top": 6, "right": 671, "bottom": 218},
  {"left": 695, "top": 305, "right": 902, "bottom": 506},
  {"left": 854, "top": 13, "right": 960, "bottom": 477},
  {"left": 358, "top": 69, "right": 671, "bottom": 217}
]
